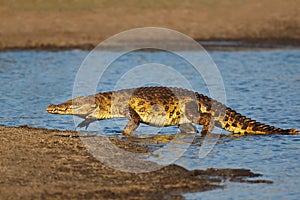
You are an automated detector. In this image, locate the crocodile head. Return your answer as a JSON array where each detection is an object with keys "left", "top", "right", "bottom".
[{"left": 46, "top": 96, "right": 97, "bottom": 117}]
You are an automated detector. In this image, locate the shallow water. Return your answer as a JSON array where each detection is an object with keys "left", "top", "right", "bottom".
[{"left": 0, "top": 48, "right": 299, "bottom": 199}]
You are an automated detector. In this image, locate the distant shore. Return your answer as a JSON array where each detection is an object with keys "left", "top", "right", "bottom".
[
  {"left": 0, "top": 125, "right": 272, "bottom": 199},
  {"left": 1, "top": 0, "right": 299, "bottom": 51}
]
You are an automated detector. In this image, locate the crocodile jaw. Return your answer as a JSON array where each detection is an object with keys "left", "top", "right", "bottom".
[
  {"left": 46, "top": 103, "right": 74, "bottom": 115},
  {"left": 46, "top": 95, "right": 99, "bottom": 116}
]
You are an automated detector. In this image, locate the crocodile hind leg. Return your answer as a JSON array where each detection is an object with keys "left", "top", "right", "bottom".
[
  {"left": 199, "top": 113, "right": 215, "bottom": 136},
  {"left": 178, "top": 123, "right": 198, "bottom": 134},
  {"left": 184, "top": 101, "right": 214, "bottom": 136},
  {"left": 122, "top": 107, "right": 141, "bottom": 137}
]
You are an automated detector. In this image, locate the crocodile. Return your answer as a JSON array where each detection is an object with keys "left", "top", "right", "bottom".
[{"left": 46, "top": 87, "right": 299, "bottom": 136}]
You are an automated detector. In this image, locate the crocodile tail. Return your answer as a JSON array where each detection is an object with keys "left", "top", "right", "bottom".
[{"left": 218, "top": 107, "right": 299, "bottom": 135}]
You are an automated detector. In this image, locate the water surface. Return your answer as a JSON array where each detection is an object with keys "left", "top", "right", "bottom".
[{"left": 0, "top": 48, "right": 299, "bottom": 199}]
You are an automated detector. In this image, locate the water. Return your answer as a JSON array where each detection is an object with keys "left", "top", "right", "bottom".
[{"left": 0, "top": 48, "right": 299, "bottom": 199}]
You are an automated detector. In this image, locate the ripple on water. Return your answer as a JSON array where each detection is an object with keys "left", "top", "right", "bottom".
[{"left": 0, "top": 49, "right": 299, "bottom": 199}]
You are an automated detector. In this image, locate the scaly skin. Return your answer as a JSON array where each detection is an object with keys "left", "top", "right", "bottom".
[{"left": 46, "top": 87, "right": 300, "bottom": 136}]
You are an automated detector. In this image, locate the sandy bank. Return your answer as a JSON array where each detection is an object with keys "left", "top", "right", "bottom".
[
  {"left": 0, "top": 126, "right": 272, "bottom": 199},
  {"left": 0, "top": 0, "right": 299, "bottom": 51}
]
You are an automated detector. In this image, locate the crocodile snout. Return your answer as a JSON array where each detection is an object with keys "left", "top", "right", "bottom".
[{"left": 46, "top": 104, "right": 57, "bottom": 113}]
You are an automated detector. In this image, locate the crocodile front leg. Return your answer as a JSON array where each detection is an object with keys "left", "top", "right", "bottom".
[
  {"left": 77, "top": 118, "right": 97, "bottom": 129},
  {"left": 122, "top": 107, "right": 141, "bottom": 137}
]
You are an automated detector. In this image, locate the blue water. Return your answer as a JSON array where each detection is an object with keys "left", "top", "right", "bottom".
[{"left": 0, "top": 48, "right": 299, "bottom": 199}]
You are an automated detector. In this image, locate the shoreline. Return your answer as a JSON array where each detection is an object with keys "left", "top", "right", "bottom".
[
  {"left": 0, "top": 125, "right": 272, "bottom": 199},
  {"left": 1, "top": 38, "right": 300, "bottom": 52}
]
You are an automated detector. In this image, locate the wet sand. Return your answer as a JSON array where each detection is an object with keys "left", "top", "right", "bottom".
[
  {"left": 0, "top": 126, "right": 272, "bottom": 199},
  {"left": 0, "top": 0, "right": 299, "bottom": 51}
]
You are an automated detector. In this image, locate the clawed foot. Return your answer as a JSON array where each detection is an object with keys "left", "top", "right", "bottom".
[
  {"left": 76, "top": 119, "right": 95, "bottom": 130},
  {"left": 178, "top": 123, "right": 198, "bottom": 134}
]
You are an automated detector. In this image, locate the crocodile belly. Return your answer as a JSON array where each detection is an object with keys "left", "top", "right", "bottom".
[{"left": 140, "top": 114, "right": 170, "bottom": 127}]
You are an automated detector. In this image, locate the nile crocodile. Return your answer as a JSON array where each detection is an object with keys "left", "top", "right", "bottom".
[{"left": 46, "top": 87, "right": 299, "bottom": 136}]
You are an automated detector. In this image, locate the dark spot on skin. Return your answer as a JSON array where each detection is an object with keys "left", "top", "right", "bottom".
[
  {"left": 207, "top": 104, "right": 212, "bottom": 111},
  {"left": 225, "top": 123, "right": 230, "bottom": 128},
  {"left": 171, "top": 118, "right": 177, "bottom": 125},
  {"left": 145, "top": 96, "right": 152, "bottom": 101},
  {"left": 165, "top": 106, "right": 169, "bottom": 112},
  {"left": 230, "top": 112, "right": 236, "bottom": 118},
  {"left": 261, "top": 126, "right": 268, "bottom": 131},
  {"left": 244, "top": 118, "right": 251, "bottom": 122},
  {"left": 225, "top": 109, "right": 231, "bottom": 115},
  {"left": 169, "top": 107, "right": 176, "bottom": 118},
  {"left": 138, "top": 101, "right": 145, "bottom": 106},
  {"left": 159, "top": 97, "right": 165, "bottom": 102},
  {"left": 249, "top": 121, "right": 256, "bottom": 126},
  {"left": 224, "top": 115, "right": 229, "bottom": 121},
  {"left": 150, "top": 102, "right": 155, "bottom": 106},
  {"left": 252, "top": 126, "right": 259, "bottom": 131},
  {"left": 176, "top": 111, "right": 180, "bottom": 116},
  {"left": 169, "top": 112, "right": 174, "bottom": 118},
  {"left": 170, "top": 107, "right": 177, "bottom": 115},
  {"left": 234, "top": 114, "right": 242, "bottom": 122},
  {"left": 106, "top": 92, "right": 112, "bottom": 98},
  {"left": 131, "top": 99, "right": 135, "bottom": 104},
  {"left": 232, "top": 122, "right": 237, "bottom": 127},
  {"left": 139, "top": 107, "right": 145, "bottom": 113},
  {"left": 241, "top": 123, "right": 248, "bottom": 130},
  {"left": 259, "top": 124, "right": 267, "bottom": 128}
]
